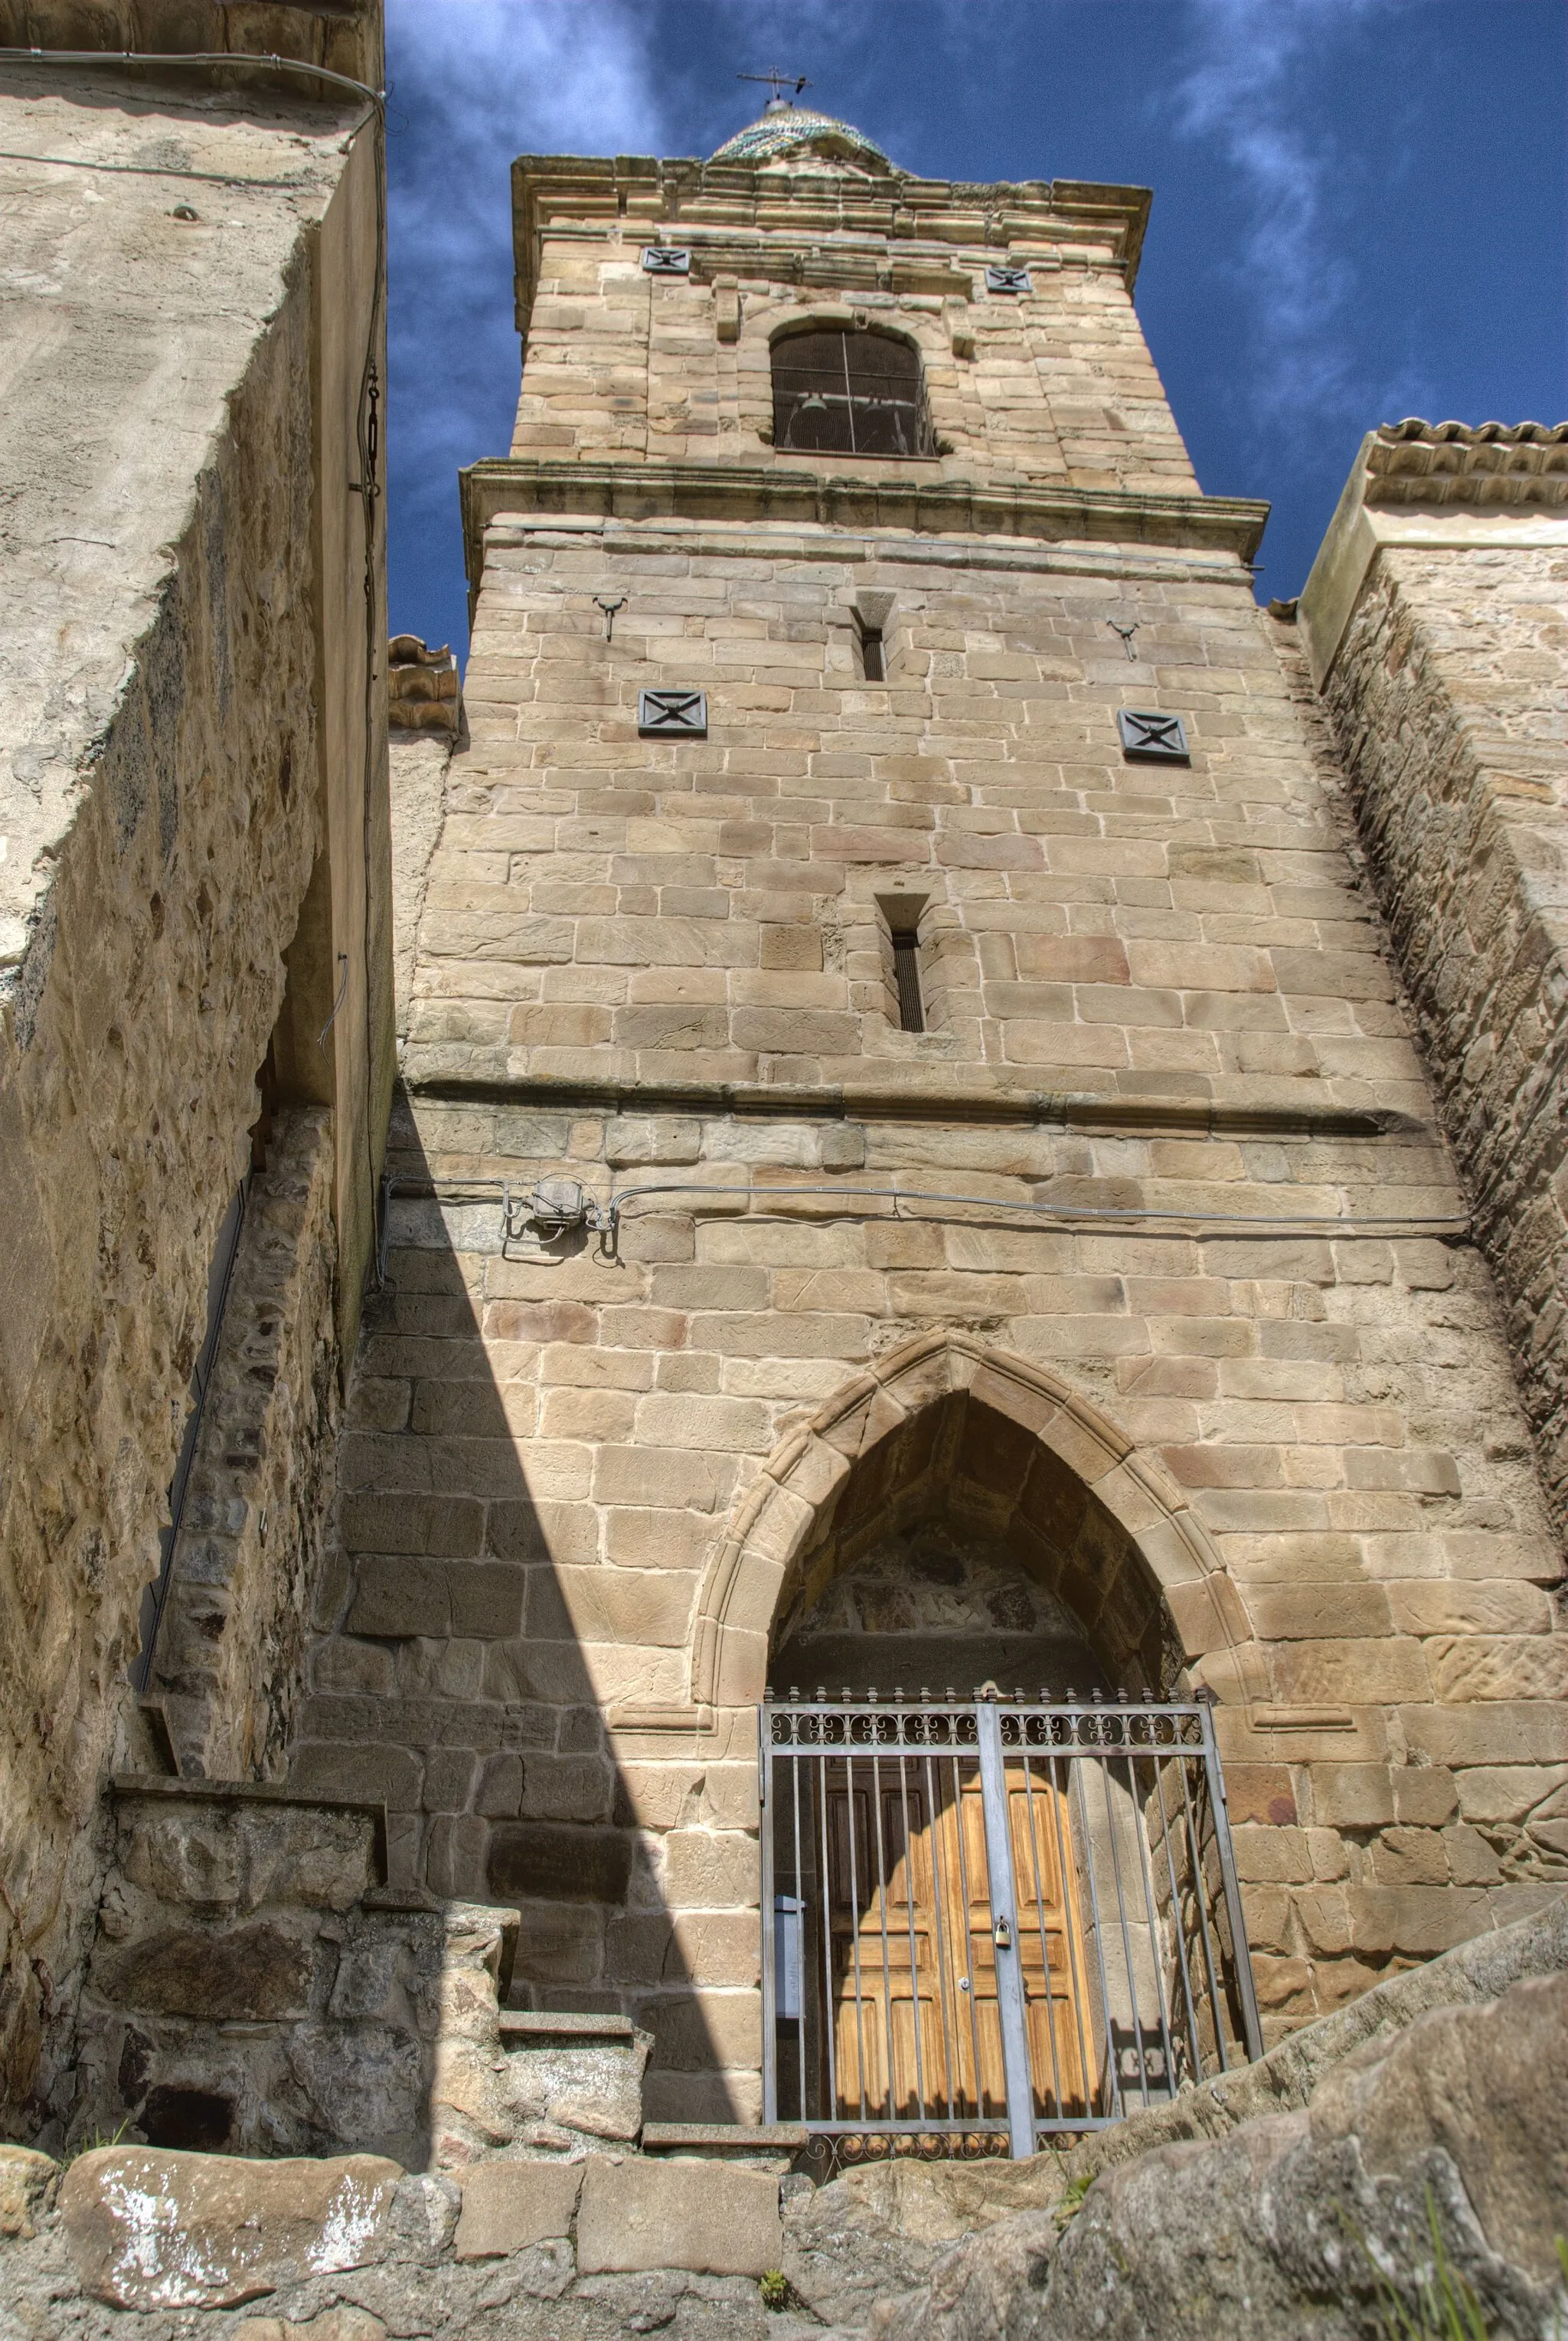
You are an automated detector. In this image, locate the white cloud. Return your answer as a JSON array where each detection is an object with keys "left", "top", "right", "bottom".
[
  {"left": 1170, "top": 0, "right": 1426, "bottom": 438},
  {"left": 384, "top": 0, "right": 669, "bottom": 647}
]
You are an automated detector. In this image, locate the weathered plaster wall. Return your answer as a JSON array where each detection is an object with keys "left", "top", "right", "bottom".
[
  {"left": 1316, "top": 541, "right": 1568, "bottom": 1537},
  {"left": 0, "top": 67, "right": 388, "bottom": 2133}
]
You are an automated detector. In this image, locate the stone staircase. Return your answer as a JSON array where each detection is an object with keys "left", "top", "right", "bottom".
[{"left": 31, "top": 1778, "right": 1044, "bottom": 2335}]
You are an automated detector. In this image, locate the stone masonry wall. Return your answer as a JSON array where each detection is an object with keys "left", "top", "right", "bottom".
[
  {"left": 1318, "top": 545, "right": 1568, "bottom": 1531},
  {"left": 511, "top": 175, "right": 1198, "bottom": 496},
  {"left": 0, "top": 79, "right": 373, "bottom": 2135},
  {"left": 408, "top": 528, "right": 1428, "bottom": 1110},
  {"left": 147, "top": 1110, "right": 341, "bottom": 1783},
  {"left": 293, "top": 1076, "right": 1568, "bottom": 2120}
]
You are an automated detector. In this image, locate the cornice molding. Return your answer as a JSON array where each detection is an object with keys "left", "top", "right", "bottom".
[
  {"left": 1300, "top": 421, "right": 1568, "bottom": 684},
  {"left": 510, "top": 153, "right": 1153, "bottom": 332},
  {"left": 459, "top": 457, "right": 1269, "bottom": 597}
]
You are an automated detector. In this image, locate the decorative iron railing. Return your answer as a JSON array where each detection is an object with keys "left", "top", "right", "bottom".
[{"left": 760, "top": 1688, "right": 1263, "bottom": 2159}]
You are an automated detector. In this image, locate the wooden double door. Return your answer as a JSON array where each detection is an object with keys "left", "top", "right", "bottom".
[{"left": 819, "top": 1757, "right": 1089, "bottom": 2124}]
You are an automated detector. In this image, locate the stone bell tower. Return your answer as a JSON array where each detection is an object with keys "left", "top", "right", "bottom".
[{"left": 296, "top": 96, "right": 1564, "bottom": 2133}]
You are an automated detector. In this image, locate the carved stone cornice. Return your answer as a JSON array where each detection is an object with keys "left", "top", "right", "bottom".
[
  {"left": 1300, "top": 420, "right": 1568, "bottom": 683},
  {"left": 1364, "top": 418, "right": 1568, "bottom": 510},
  {"left": 510, "top": 153, "right": 1153, "bottom": 332},
  {"left": 459, "top": 456, "right": 1269, "bottom": 597}
]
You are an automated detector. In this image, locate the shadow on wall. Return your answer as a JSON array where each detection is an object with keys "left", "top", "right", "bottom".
[{"left": 290, "top": 1100, "right": 734, "bottom": 2125}]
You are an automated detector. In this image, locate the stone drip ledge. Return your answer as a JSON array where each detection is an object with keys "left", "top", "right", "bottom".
[{"left": 400, "top": 1065, "right": 1431, "bottom": 1143}]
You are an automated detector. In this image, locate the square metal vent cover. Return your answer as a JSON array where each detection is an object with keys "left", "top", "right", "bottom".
[
  {"left": 638, "top": 688, "right": 708, "bottom": 737},
  {"left": 985, "top": 264, "right": 1032, "bottom": 295},
  {"left": 642, "top": 246, "right": 691, "bottom": 275},
  {"left": 1117, "top": 708, "right": 1191, "bottom": 763}
]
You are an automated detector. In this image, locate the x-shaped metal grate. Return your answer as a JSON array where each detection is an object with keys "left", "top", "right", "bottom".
[
  {"left": 1116, "top": 708, "right": 1191, "bottom": 762},
  {"left": 642, "top": 246, "right": 691, "bottom": 275},
  {"left": 638, "top": 688, "right": 708, "bottom": 737},
  {"left": 985, "top": 264, "right": 1032, "bottom": 296}
]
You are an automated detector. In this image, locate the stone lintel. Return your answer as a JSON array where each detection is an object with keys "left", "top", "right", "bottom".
[{"left": 459, "top": 458, "right": 1268, "bottom": 598}]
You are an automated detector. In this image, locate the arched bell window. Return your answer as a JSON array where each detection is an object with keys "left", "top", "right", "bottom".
[{"left": 771, "top": 326, "right": 935, "bottom": 459}]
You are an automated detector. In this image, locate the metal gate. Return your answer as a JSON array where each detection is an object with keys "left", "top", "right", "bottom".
[{"left": 760, "top": 1687, "right": 1263, "bottom": 2158}]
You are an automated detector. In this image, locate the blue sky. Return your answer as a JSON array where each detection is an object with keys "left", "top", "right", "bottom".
[{"left": 385, "top": 0, "right": 1566, "bottom": 660}]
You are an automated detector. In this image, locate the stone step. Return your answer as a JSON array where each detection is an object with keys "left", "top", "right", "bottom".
[
  {"left": 498, "top": 2009, "right": 640, "bottom": 2043},
  {"left": 641, "top": 2120, "right": 809, "bottom": 2173}
]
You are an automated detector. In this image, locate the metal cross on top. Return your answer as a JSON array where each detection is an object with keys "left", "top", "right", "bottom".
[{"left": 738, "top": 69, "right": 810, "bottom": 110}]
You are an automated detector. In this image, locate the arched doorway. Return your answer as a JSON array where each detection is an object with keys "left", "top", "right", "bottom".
[{"left": 697, "top": 1336, "right": 1263, "bottom": 2150}]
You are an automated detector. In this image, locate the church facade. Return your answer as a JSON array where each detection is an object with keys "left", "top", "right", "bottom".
[
  {"left": 2, "top": 29, "right": 1563, "bottom": 2163},
  {"left": 291, "top": 102, "right": 1567, "bottom": 2130}
]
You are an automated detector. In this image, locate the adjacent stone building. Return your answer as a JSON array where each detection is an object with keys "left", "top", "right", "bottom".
[
  {"left": 0, "top": 2, "right": 394, "bottom": 2133},
  {"left": 286, "top": 100, "right": 1567, "bottom": 2133}
]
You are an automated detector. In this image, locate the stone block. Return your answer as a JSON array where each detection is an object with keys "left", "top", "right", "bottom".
[
  {"left": 348, "top": 1555, "right": 451, "bottom": 1638},
  {"left": 97, "top": 1921, "right": 313, "bottom": 2022},
  {"left": 454, "top": 2156, "right": 583, "bottom": 2259},
  {"left": 0, "top": 2143, "right": 57, "bottom": 2239},
  {"left": 488, "top": 1822, "right": 634, "bottom": 1906},
  {"left": 448, "top": 1561, "right": 527, "bottom": 1639},
  {"left": 61, "top": 2148, "right": 402, "bottom": 2310},
  {"left": 575, "top": 2153, "right": 782, "bottom": 2276}
]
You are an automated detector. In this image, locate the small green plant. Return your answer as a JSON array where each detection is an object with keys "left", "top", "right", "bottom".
[
  {"left": 60, "top": 2117, "right": 130, "bottom": 2170},
  {"left": 759, "top": 2270, "right": 791, "bottom": 2311},
  {"left": 1055, "top": 2170, "right": 1094, "bottom": 2227},
  {"left": 1359, "top": 2192, "right": 1488, "bottom": 2341}
]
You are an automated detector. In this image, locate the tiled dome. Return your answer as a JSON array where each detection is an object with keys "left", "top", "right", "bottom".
[{"left": 710, "top": 103, "right": 896, "bottom": 172}]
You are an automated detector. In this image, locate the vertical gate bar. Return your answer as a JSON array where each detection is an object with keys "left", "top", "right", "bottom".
[
  {"left": 843, "top": 1747, "right": 870, "bottom": 2121},
  {"left": 1096, "top": 1742, "right": 1152, "bottom": 2110},
  {"left": 842, "top": 334, "right": 857, "bottom": 457},
  {"left": 1149, "top": 1729, "right": 1203, "bottom": 2084},
  {"left": 1044, "top": 1742, "right": 1094, "bottom": 2118},
  {"left": 923, "top": 1744, "right": 959, "bottom": 2119},
  {"left": 1174, "top": 1738, "right": 1228, "bottom": 2073},
  {"left": 1199, "top": 1699, "right": 1265, "bottom": 2062},
  {"left": 1070, "top": 1748, "right": 1124, "bottom": 2119},
  {"left": 760, "top": 1705, "right": 777, "bottom": 2125},
  {"left": 818, "top": 1749, "right": 840, "bottom": 2120},
  {"left": 950, "top": 1748, "right": 986, "bottom": 2114},
  {"left": 1123, "top": 1738, "right": 1179, "bottom": 2105},
  {"left": 975, "top": 1695, "right": 1035, "bottom": 2160},
  {"left": 895, "top": 1731, "right": 930, "bottom": 2122},
  {"left": 868, "top": 1742, "right": 900, "bottom": 2121},
  {"left": 1018, "top": 1748, "right": 1065, "bottom": 2116},
  {"left": 792, "top": 1749, "right": 807, "bottom": 2123}
]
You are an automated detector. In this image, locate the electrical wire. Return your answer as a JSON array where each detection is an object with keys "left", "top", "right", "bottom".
[
  {"left": 374, "top": 1173, "right": 1469, "bottom": 1282},
  {"left": 0, "top": 47, "right": 384, "bottom": 109}
]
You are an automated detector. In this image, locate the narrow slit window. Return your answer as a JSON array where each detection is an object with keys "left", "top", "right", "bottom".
[
  {"left": 859, "top": 626, "right": 886, "bottom": 682},
  {"left": 891, "top": 928, "right": 924, "bottom": 1032}
]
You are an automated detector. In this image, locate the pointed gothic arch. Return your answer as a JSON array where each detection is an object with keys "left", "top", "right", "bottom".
[{"left": 690, "top": 1332, "right": 1260, "bottom": 1714}]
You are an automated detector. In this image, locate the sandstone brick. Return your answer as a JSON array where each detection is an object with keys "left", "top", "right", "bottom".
[
  {"left": 575, "top": 2154, "right": 781, "bottom": 2277},
  {"left": 455, "top": 2157, "right": 583, "bottom": 2258}
]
